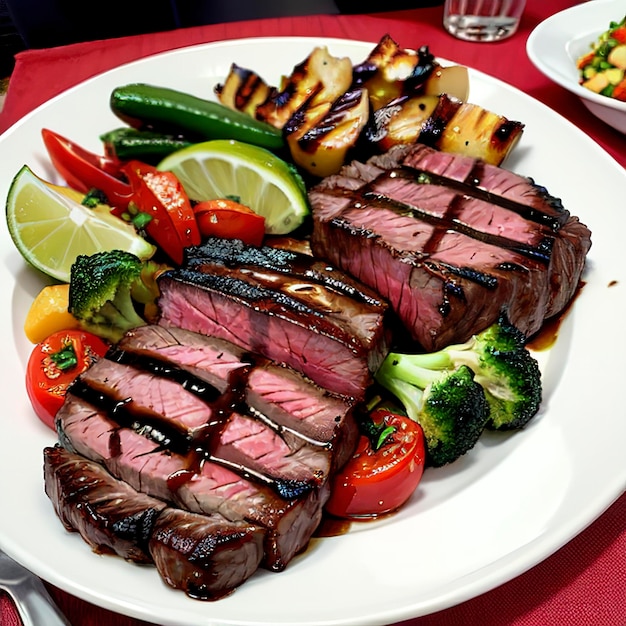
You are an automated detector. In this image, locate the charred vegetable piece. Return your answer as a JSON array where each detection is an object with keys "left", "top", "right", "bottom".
[
  {"left": 433, "top": 102, "right": 524, "bottom": 165},
  {"left": 252, "top": 46, "right": 354, "bottom": 129},
  {"left": 214, "top": 63, "right": 274, "bottom": 117},
  {"left": 367, "top": 93, "right": 524, "bottom": 166},
  {"left": 352, "top": 36, "right": 469, "bottom": 110},
  {"left": 285, "top": 88, "right": 370, "bottom": 178}
]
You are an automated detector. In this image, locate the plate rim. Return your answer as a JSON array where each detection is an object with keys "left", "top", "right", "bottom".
[{"left": 1, "top": 34, "right": 625, "bottom": 626}]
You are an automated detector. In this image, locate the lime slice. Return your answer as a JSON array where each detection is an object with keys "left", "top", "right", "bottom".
[
  {"left": 6, "top": 165, "right": 155, "bottom": 282},
  {"left": 157, "top": 139, "right": 310, "bottom": 235}
]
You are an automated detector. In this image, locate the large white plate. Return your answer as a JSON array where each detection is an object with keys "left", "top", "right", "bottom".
[{"left": 0, "top": 37, "right": 625, "bottom": 626}]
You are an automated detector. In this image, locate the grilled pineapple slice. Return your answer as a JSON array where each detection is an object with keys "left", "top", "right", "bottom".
[{"left": 366, "top": 93, "right": 523, "bottom": 166}]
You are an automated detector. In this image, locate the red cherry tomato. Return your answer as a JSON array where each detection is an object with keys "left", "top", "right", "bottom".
[
  {"left": 325, "top": 408, "right": 426, "bottom": 519},
  {"left": 123, "top": 160, "right": 201, "bottom": 265},
  {"left": 193, "top": 198, "right": 266, "bottom": 247},
  {"left": 26, "top": 329, "right": 109, "bottom": 430}
]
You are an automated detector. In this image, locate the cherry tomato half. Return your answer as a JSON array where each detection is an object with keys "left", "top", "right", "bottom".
[
  {"left": 325, "top": 409, "right": 426, "bottom": 519},
  {"left": 123, "top": 160, "right": 201, "bottom": 265},
  {"left": 26, "top": 329, "right": 109, "bottom": 430},
  {"left": 193, "top": 198, "right": 266, "bottom": 247}
]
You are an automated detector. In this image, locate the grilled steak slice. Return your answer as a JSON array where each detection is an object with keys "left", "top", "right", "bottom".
[
  {"left": 44, "top": 446, "right": 265, "bottom": 599},
  {"left": 77, "top": 355, "right": 332, "bottom": 490},
  {"left": 309, "top": 144, "right": 592, "bottom": 350},
  {"left": 156, "top": 237, "right": 390, "bottom": 400},
  {"left": 44, "top": 444, "right": 165, "bottom": 563},
  {"left": 116, "top": 325, "right": 359, "bottom": 468},
  {"left": 149, "top": 507, "right": 263, "bottom": 600},
  {"left": 56, "top": 389, "right": 326, "bottom": 571}
]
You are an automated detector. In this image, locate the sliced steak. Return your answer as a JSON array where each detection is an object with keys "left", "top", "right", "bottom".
[
  {"left": 156, "top": 238, "right": 390, "bottom": 400},
  {"left": 78, "top": 355, "right": 332, "bottom": 490},
  {"left": 116, "top": 325, "right": 359, "bottom": 468},
  {"left": 44, "top": 444, "right": 165, "bottom": 563},
  {"left": 44, "top": 445, "right": 265, "bottom": 599},
  {"left": 56, "top": 374, "right": 327, "bottom": 571},
  {"left": 309, "top": 143, "right": 592, "bottom": 350}
]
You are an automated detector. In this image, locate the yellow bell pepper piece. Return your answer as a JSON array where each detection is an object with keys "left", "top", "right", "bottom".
[{"left": 24, "top": 283, "right": 80, "bottom": 344}]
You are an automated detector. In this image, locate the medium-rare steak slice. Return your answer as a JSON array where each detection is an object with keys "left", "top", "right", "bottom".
[
  {"left": 56, "top": 378, "right": 327, "bottom": 571},
  {"left": 78, "top": 355, "right": 332, "bottom": 490},
  {"left": 156, "top": 237, "right": 390, "bottom": 400},
  {"left": 44, "top": 445, "right": 265, "bottom": 599},
  {"left": 116, "top": 325, "right": 359, "bottom": 468},
  {"left": 309, "top": 144, "right": 592, "bottom": 350}
]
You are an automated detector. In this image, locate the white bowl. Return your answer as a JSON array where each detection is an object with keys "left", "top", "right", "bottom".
[{"left": 527, "top": 0, "right": 626, "bottom": 134}]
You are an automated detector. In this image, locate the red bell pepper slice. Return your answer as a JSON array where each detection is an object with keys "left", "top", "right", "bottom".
[
  {"left": 611, "top": 25, "right": 626, "bottom": 45},
  {"left": 193, "top": 198, "right": 266, "bottom": 247},
  {"left": 41, "top": 128, "right": 134, "bottom": 210},
  {"left": 122, "top": 160, "right": 201, "bottom": 265}
]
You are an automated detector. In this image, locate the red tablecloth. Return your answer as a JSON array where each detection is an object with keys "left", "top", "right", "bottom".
[{"left": 1, "top": 2, "right": 624, "bottom": 625}]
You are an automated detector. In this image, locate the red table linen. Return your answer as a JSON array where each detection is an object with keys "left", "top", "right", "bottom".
[{"left": 0, "top": 1, "right": 624, "bottom": 625}]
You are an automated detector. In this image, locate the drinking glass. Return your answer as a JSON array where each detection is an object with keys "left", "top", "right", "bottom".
[{"left": 443, "top": 0, "right": 526, "bottom": 42}]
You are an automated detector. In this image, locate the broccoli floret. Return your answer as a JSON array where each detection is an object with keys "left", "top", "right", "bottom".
[
  {"left": 375, "top": 356, "right": 489, "bottom": 468},
  {"left": 69, "top": 250, "right": 166, "bottom": 343},
  {"left": 410, "top": 314, "right": 542, "bottom": 430},
  {"left": 81, "top": 188, "right": 109, "bottom": 208}
]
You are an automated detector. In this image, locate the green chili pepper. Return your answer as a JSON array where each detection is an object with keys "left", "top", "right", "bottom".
[
  {"left": 100, "top": 127, "right": 193, "bottom": 164},
  {"left": 109, "top": 83, "right": 285, "bottom": 151}
]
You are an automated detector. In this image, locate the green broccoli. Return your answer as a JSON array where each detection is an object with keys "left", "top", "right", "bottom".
[
  {"left": 405, "top": 314, "right": 542, "bottom": 430},
  {"left": 68, "top": 249, "right": 167, "bottom": 343},
  {"left": 375, "top": 357, "right": 489, "bottom": 468}
]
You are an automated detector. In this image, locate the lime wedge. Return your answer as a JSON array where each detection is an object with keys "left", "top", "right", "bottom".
[
  {"left": 157, "top": 139, "right": 310, "bottom": 235},
  {"left": 6, "top": 165, "right": 155, "bottom": 282}
]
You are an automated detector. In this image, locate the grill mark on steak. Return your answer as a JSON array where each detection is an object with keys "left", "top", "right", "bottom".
[
  {"left": 396, "top": 165, "right": 567, "bottom": 229},
  {"left": 309, "top": 143, "right": 591, "bottom": 349},
  {"left": 158, "top": 238, "right": 390, "bottom": 399},
  {"left": 57, "top": 394, "right": 326, "bottom": 572},
  {"left": 115, "top": 326, "right": 358, "bottom": 468},
  {"left": 68, "top": 362, "right": 323, "bottom": 501},
  {"left": 53, "top": 324, "right": 362, "bottom": 572},
  {"left": 361, "top": 186, "right": 553, "bottom": 263}
]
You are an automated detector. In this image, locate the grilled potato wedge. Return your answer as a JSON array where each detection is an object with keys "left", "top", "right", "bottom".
[
  {"left": 255, "top": 46, "right": 353, "bottom": 129},
  {"left": 436, "top": 102, "right": 524, "bottom": 165},
  {"left": 214, "top": 35, "right": 521, "bottom": 171},
  {"left": 353, "top": 35, "right": 469, "bottom": 110},
  {"left": 214, "top": 64, "right": 273, "bottom": 117},
  {"left": 285, "top": 88, "right": 370, "bottom": 178}
]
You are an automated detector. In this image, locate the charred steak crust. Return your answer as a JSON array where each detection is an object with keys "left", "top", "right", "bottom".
[
  {"left": 156, "top": 237, "right": 391, "bottom": 400},
  {"left": 309, "top": 144, "right": 592, "bottom": 350},
  {"left": 44, "top": 445, "right": 265, "bottom": 600},
  {"left": 54, "top": 326, "right": 359, "bottom": 573}
]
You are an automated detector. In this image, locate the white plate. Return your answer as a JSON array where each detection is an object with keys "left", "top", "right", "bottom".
[
  {"left": 0, "top": 36, "right": 625, "bottom": 626},
  {"left": 527, "top": 0, "right": 626, "bottom": 133}
]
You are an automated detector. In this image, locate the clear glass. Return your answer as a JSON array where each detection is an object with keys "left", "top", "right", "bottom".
[{"left": 443, "top": 0, "right": 526, "bottom": 42}]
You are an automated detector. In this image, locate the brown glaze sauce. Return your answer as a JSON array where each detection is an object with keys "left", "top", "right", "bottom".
[{"left": 526, "top": 281, "right": 586, "bottom": 351}]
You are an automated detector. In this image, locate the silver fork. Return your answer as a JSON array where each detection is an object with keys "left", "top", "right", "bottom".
[{"left": 0, "top": 549, "right": 71, "bottom": 626}]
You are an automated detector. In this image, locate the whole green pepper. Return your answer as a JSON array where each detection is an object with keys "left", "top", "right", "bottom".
[{"left": 110, "top": 83, "right": 285, "bottom": 151}]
